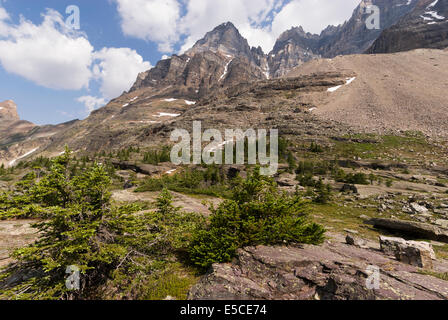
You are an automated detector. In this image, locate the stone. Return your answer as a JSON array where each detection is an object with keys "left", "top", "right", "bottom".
[
  {"left": 340, "top": 184, "right": 358, "bottom": 194},
  {"left": 276, "top": 173, "right": 297, "bottom": 187},
  {"left": 410, "top": 203, "right": 429, "bottom": 214},
  {"left": 345, "top": 235, "right": 367, "bottom": 248},
  {"left": 123, "top": 180, "right": 134, "bottom": 189},
  {"left": 435, "top": 219, "right": 448, "bottom": 229},
  {"left": 188, "top": 243, "right": 448, "bottom": 300},
  {"left": 366, "top": 218, "right": 448, "bottom": 244},
  {"left": 379, "top": 236, "right": 435, "bottom": 269}
]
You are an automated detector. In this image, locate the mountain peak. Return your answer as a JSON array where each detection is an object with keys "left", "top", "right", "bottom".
[
  {"left": 0, "top": 100, "right": 19, "bottom": 121},
  {"left": 186, "top": 21, "right": 252, "bottom": 57},
  {"left": 216, "top": 21, "right": 238, "bottom": 31}
]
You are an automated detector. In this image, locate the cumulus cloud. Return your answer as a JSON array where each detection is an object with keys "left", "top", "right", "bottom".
[
  {"left": 178, "top": 0, "right": 283, "bottom": 53},
  {"left": 0, "top": 7, "right": 152, "bottom": 115},
  {"left": 115, "top": 0, "right": 181, "bottom": 52},
  {"left": 0, "top": 9, "right": 94, "bottom": 90},
  {"left": 114, "top": 0, "right": 360, "bottom": 53},
  {"left": 0, "top": 6, "right": 8, "bottom": 20},
  {"left": 271, "top": 0, "right": 360, "bottom": 35},
  {"left": 77, "top": 95, "right": 107, "bottom": 114},
  {"left": 92, "top": 47, "right": 151, "bottom": 99}
]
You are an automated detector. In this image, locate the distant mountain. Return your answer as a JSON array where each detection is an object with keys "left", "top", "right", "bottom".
[
  {"left": 0, "top": 100, "right": 20, "bottom": 121},
  {"left": 0, "top": 100, "right": 36, "bottom": 146},
  {"left": 130, "top": 22, "right": 269, "bottom": 98},
  {"left": 368, "top": 0, "right": 448, "bottom": 53},
  {"left": 268, "top": 0, "right": 419, "bottom": 76},
  {"left": 3, "top": 0, "right": 448, "bottom": 164},
  {"left": 130, "top": 0, "right": 440, "bottom": 84},
  {"left": 0, "top": 100, "right": 77, "bottom": 167}
]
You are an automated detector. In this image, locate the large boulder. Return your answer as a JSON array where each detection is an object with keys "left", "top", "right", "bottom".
[
  {"left": 379, "top": 236, "right": 435, "bottom": 269},
  {"left": 276, "top": 173, "right": 297, "bottom": 187},
  {"left": 410, "top": 203, "right": 429, "bottom": 214},
  {"left": 345, "top": 234, "right": 367, "bottom": 248},
  {"left": 366, "top": 218, "right": 448, "bottom": 243}
]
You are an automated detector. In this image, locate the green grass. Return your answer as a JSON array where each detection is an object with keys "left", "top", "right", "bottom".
[
  {"left": 142, "top": 264, "right": 199, "bottom": 300},
  {"left": 309, "top": 201, "right": 382, "bottom": 240},
  {"left": 330, "top": 132, "right": 434, "bottom": 161}
]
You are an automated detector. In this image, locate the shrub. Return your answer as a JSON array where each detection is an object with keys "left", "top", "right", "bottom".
[
  {"left": 334, "top": 171, "right": 369, "bottom": 185},
  {"left": 309, "top": 142, "right": 324, "bottom": 153},
  {"left": 136, "top": 166, "right": 231, "bottom": 197},
  {"left": 313, "top": 180, "right": 332, "bottom": 204},
  {"left": 189, "top": 167, "right": 325, "bottom": 271},
  {"left": 143, "top": 146, "right": 171, "bottom": 165},
  {"left": 0, "top": 150, "right": 203, "bottom": 300}
]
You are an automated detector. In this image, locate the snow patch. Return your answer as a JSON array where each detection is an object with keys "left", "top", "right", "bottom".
[
  {"left": 421, "top": 0, "right": 445, "bottom": 21},
  {"left": 327, "top": 85, "right": 343, "bottom": 93},
  {"left": 185, "top": 100, "right": 196, "bottom": 105},
  {"left": 219, "top": 59, "right": 233, "bottom": 81},
  {"left": 9, "top": 148, "right": 39, "bottom": 166},
  {"left": 164, "top": 98, "right": 178, "bottom": 102},
  {"left": 154, "top": 112, "right": 180, "bottom": 118},
  {"left": 209, "top": 140, "right": 234, "bottom": 152},
  {"left": 327, "top": 77, "right": 356, "bottom": 93}
]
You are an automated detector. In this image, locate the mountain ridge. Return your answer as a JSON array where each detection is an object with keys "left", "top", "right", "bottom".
[{"left": 368, "top": 0, "right": 448, "bottom": 53}]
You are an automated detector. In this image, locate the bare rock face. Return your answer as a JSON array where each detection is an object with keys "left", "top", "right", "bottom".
[
  {"left": 186, "top": 22, "right": 257, "bottom": 62},
  {"left": 379, "top": 236, "right": 435, "bottom": 269},
  {"left": 188, "top": 241, "right": 448, "bottom": 300},
  {"left": 0, "top": 100, "right": 19, "bottom": 121},
  {"left": 268, "top": 0, "right": 418, "bottom": 77},
  {"left": 268, "top": 27, "right": 321, "bottom": 78},
  {"left": 130, "top": 22, "right": 268, "bottom": 96},
  {"left": 368, "top": 0, "right": 448, "bottom": 53}
]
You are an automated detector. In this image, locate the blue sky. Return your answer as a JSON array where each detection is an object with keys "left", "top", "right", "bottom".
[{"left": 0, "top": 0, "right": 360, "bottom": 125}]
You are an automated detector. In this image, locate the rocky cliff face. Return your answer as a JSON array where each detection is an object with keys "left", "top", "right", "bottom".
[
  {"left": 267, "top": 27, "right": 321, "bottom": 78},
  {"left": 368, "top": 0, "right": 448, "bottom": 53},
  {"left": 0, "top": 100, "right": 78, "bottom": 167},
  {"left": 268, "top": 0, "right": 419, "bottom": 77},
  {"left": 0, "top": 100, "right": 20, "bottom": 121},
  {"left": 130, "top": 22, "right": 269, "bottom": 97},
  {"left": 130, "top": 1, "right": 429, "bottom": 83}
]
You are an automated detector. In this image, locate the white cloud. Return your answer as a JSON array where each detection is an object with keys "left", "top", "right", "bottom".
[
  {"left": 92, "top": 47, "right": 152, "bottom": 99},
  {"left": 178, "top": 0, "right": 283, "bottom": 53},
  {"left": 77, "top": 95, "right": 106, "bottom": 114},
  {"left": 0, "top": 6, "right": 9, "bottom": 35},
  {"left": 0, "top": 6, "right": 9, "bottom": 21},
  {"left": 114, "top": 0, "right": 181, "bottom": 52},
  {"left": 0, "top": 7, "right": 152, "bottom": 115},
  {"left": 0, "top": 9, "right": 94, "bottom": 90},
  {"left": 271, "top": 0, "right": 360, "bottom": 36},
  {"left": 114, "top": 0, "right": 360, "bottom": 53}
]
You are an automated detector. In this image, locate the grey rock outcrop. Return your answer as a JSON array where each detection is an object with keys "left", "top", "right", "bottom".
[
  {"left": 379, "top": 236, "right": 435, "bottom": 269},
  {"left": 0, "top": 100, "right": 20, "bottom": 121},
  {"left": 188, "top": 241, "right": 448, "bottom": 300}
]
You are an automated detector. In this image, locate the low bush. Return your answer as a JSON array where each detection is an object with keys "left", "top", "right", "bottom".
[
  {"left": 189, "top": 167, "right": 326, "bottom": 271},
  {"left": 0, "top": 150, "right": 203, "bottom": 300}
]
